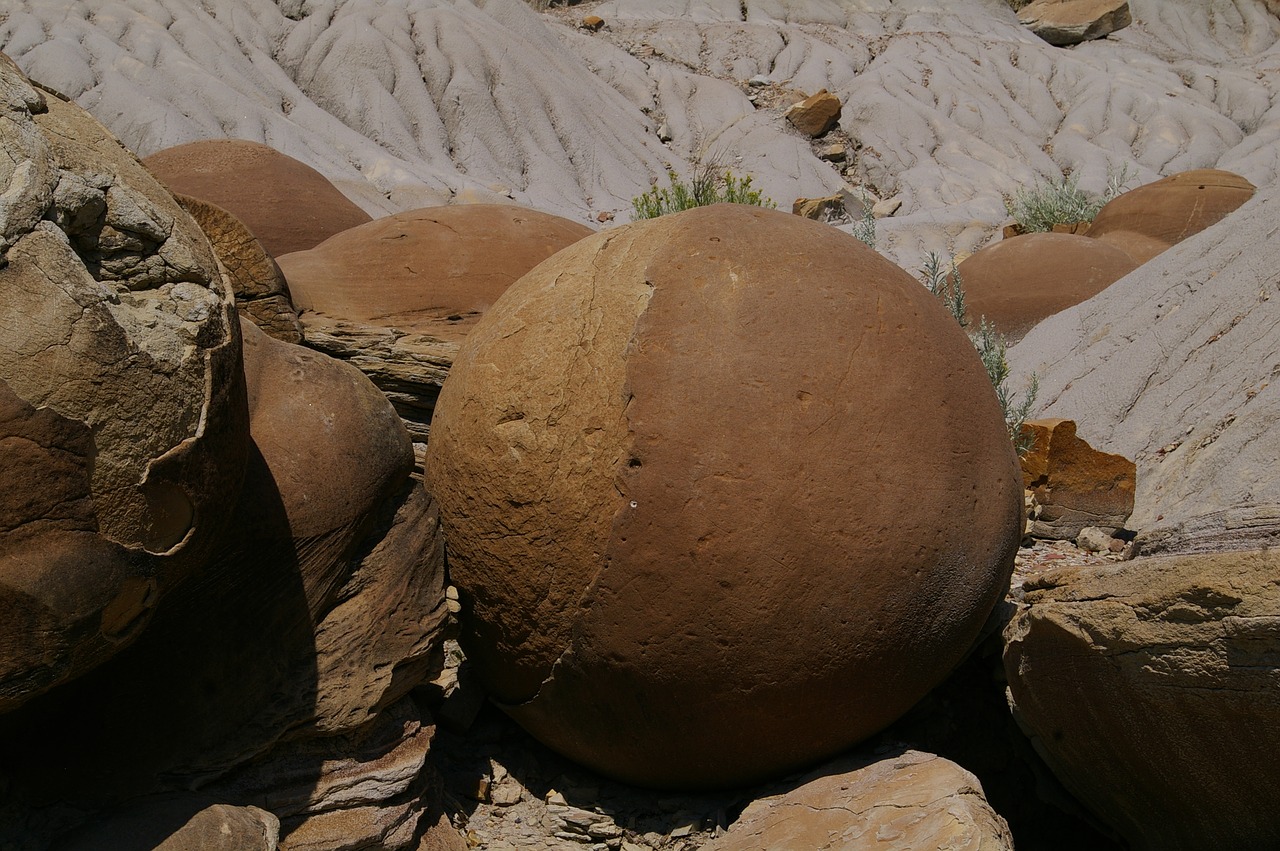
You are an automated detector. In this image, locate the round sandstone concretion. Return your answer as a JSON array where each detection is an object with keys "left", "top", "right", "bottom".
[
  {"left": 276, "top": 204, "right": 593, "bottom": 341},
  {"left": 142, "top": 139, "right": 372, "bottom": 257},
  {"left": 957, "top": 232, "right": 1138, "bottom": 341},
  {"left": 426, "top": 204, "right": 1023, "bottom": 789},
  {"left": 1087, "top": 169, "right": 1256, "bottom": 264}
]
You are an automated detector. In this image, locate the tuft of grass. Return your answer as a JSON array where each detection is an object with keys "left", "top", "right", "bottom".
[
  {"left": 850, "top": 191, "right": 878, "bottom": 250},
  {"left": 920, "top": 251, "right": 1039, "bottom": 455},
  {"left": 631, "top": 160, "right": 775, "bottom": 220}
]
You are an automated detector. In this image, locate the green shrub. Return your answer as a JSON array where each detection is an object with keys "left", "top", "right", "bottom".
[
  {"left": 1006, "top": 165, "right": 1135, "bottom": 233},
  {"left": 631, "top": 166, "right": 775, "bottom": 220}
]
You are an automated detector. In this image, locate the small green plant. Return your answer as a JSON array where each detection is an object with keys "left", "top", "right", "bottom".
[
  {"left": 1005, "top": 164, "right": 1135, "bottom": 233},
  {"left": 850, "top": 191, "right": 878, "bottom": 250},
  {"left": 631, "top": 161, "right": 775, "bottom": 220},
  {"left": 919, "top": 251, "right": 1039, "bottom": 455}
]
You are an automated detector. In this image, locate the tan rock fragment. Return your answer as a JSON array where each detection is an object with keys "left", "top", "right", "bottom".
[
  {"left": 1020, "top": 418, "right": 1135, "bottom": 539},
  {"left": 1018, "top": 0, "right": 1132, "bottom": 46},
  {"left": 784, "top": 89, "right": 842, "bottom": 137}
]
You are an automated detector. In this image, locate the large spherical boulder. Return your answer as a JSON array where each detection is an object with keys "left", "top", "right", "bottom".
[
  {"left": 957, "top": 232, "right": 1137, "bottom": 341},
  {"left": 1087, "top": 169, "right": 1256, "bottom": 264},
  {"left": 426, "top": 204, "right": 1023, "bottom": 789},
  {"left": 0, "top": 57, "right": 246, "bottom": 712},
  {"left": 277, "top": 204, "right": 593, "bottom": 342},
  {"left": 142, "top": 139, "right": 372, "bottom": 257}
]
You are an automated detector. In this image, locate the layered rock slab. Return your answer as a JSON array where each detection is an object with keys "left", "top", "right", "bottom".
[
  {"left": 1021, "top": 418, "right": 1136, "bottom": 539},
  {"left": 702, "top": 750, "right": 1013, "bottom": 851},
  {"left": 427, "top": 204, "right": 1022, "bottom": 789},
  {"left": 1004, "top": 549, "right": 1280, "bottom": 850}
]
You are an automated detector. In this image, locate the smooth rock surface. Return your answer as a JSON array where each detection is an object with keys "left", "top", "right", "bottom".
[
  {"left": 702, "top": 749, "right": 1014, "bottom": 851},
  {"left": 1009, "top": 184, "right": 1280, "bottom": 554},
  {"left": 958, "top": 232, "right": 1137, "bottom": 342},
  {"left": 1005, "top": 549, "right": 1280, "bottom": 850},
  {"left": 427, "top": 204, "right": 1021, "bottom": 789}
]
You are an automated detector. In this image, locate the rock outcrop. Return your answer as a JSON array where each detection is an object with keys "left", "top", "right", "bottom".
[
  {"left": 174, "top": 193, "right": 304, "bottom": 343},
  {"left": 1087, "top": 169, "right": 1256, "bottom": 264},
  {"left": 143, "top": 140, "right": 373, "bottom": 257},
  {"left": 1005, "top": 549, "right": 1280, "bottom": 850},
  {"left": 1008, "top": 184, "right": 1280, "bottom": 555},
  {"left": 0, "top": 55, "right": 247, "bottom": 712},
  {"left": 703, "top": 750, "right": 1014, "bottom": 851},
  {"left": 1018, "top": 0, "right": 1133, "bottom": 46},
  {"left": 1021, "top": 418, "right": 1136, "bottom": 539},
  {"left": 958, "top": 232, "right": 1137, "bottom": 342},
  {"left": 426, "top": 204, "right": 1021, "bottom": 789}
]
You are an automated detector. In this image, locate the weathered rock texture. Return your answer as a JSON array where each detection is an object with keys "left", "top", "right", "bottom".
[
  {"left": 4, "top": 0, "right": 1278, "bottom": 272},
  {"left": 426, "top": 204, "right": 1022, "bottom": 789},
  {"left": 1004, "top": 549, "right": 1280, "bottom": 850},
  {"left": 702, "top": 750, "right": 1014, "bottom": 851},
  {"left": 1009, "top": 185, "right": 1280, "bottom": 555},
  {"left": 59, "top": 801, "right": 281, "bottom": 851},
  {"left": 143, "top": 140, "right": 373, "bottom": 257},
  {"left": 1087, "top": 169, "right": 1256, "bottom": 264},
  {"left": 0, "top": 55, "right": 246, "bottom": 712},
  {"left": 784, "top": 89, "right": 842, "bottom": 137},
  {"left": 1021, "top": 418, "right": 1136, "bottom": 538},
  {"left": 958, "top": 232, "right": 1137, "bottom": 341},
  {"left": 279, "top": 204, "right": 592, "bottom": 342},
  {"left": 1018, "top": 0, "right": 1133, "bottom": 46},
  {"left": 174, "top": 193, "right": 304, "bottom": 343}
]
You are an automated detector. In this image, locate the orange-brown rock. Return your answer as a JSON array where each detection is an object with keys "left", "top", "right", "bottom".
[
  {"left": 1018, "top": 0, "right": 1132, "bottom": 46},
  {"left": 703, "top": 750, "right": 1013, "bottom": 851},
  {"left": 1087, "top": 169, "right": 1256, "bottom": 264},
  {"left": 277, "top": 204, "right": 592, "bottom": 343},
  {"left": 784, "top": 89, "right": 842, "bottom": 137},
  {"left": 426, "top": 204, "right": 1022, "bottom": 789},
  {"left": 174, "top": 193, "right": 303, "bottom": 344},
  {"left": 143, "top": 139, "right": 372, "bottom": 257},
  {"left": 1005, "top": 549, "right": 1280, "bottom": 850},
  {"left": 1020, "top": 418, "right": 1135, "bottom": 539},
  {"left": 958, "top": 232, "right": 1137, "bottom": 341}
]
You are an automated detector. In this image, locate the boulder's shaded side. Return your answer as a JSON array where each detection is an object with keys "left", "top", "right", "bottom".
[
  {"left": 1021, "top": 418, "right": 1135, "bottom": 539},
  {"left": 58, "top": 801, "right": 281, "bottom": 851},
  {"left": 957, "top": 232, "right": 1137, "bottom": 342},
  {"left": 1004, "top": 549, "right": 1280, "bottom": 851},
  {"left": 1087, "top": 169, "right": 1256, "bottom": 265},
  {"left": 0, "top": 56, "right": 247, "bottom": 713},
  {"left": 1017, "top": 0, "right": 1132, "bottom": 46},
  {"left": 174, "top": 194, "right": 303, "bottom": 343},
  {"left": 702, "top": 750, "right": 1013, "bottom": 851},
  {"left": 278, "top": 204, "right": 592, "bottom": 342},
  {"left": 427, "top": 204, "right": 1022, "bottom": 789},
  {"left": 1008, "top": 185, "right": 1280, "bottom": 554},
  {"left": 143, "top": 140, "right": 372, "bottom": 257}
]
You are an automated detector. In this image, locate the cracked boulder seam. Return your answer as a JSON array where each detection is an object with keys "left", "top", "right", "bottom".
[
  {"left": 426, "top": 204, "right": 1022, "bottom": 789},
  {"left": 1004, "top": 548, "right": 1280, "bottom": 850},
  {"left": 0, "top": 52, "right": 248, "bottom": 713}
]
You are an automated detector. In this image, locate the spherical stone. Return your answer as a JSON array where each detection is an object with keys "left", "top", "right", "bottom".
[
  {"left": 277, "top": 204, "right": 593, "bottom": 342},
  {"left": 143, "top": 139, "right": 372, "bottom": 257},
  {"left": 957, "top": 232, "right": 1138, "bottom": 341},
  {"left": 1087, "top": 169, "right": 1256, "bottom": 264},
  {"left": 425, "top": 204, "right": 1023, "bottom": 789}
]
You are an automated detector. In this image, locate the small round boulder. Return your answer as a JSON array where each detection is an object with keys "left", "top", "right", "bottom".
[
  {"left": 426, "top": 204, "right": 1022, "bottom": 789},
  {"left": 1087, "top": 169, "right": 1256, "bottom": 264},
  {"left": 958, "top": 232, "right": 1138, "bottom": 341}
]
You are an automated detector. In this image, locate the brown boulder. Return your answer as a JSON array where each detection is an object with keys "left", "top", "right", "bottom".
[
  {"left": 58, "top": 801, "right": 280, "bottom": 851},
  {"left": 0, "top": 57, "right": 247, "bottom": 713},
  {"left": 703, "top": 750, "right": 1013, "bottom": 851},
  {"left": 791, "top": 193, "right": 845, "bottom": 220},
  {"left": 142, "top": 139, "right": 372, "bottom": 257},
  {"left": 277, "top": 204, "right": 592, "bottom": 343},
  {"left": 784, "top": 89, "right": 842, "bottom": 137},
  {"left": 957, "top": 232, "right": 1137, "bottom": 342},
  {"left": 1087, "top": 169, "right": 1256, "bottom": 264},
  {"left": 1020, "top": 418, "right": 1136, "bottom": 539},
  {"left": 1005, "top": 549, "right": 1280, "bottom": 850},
  {"left": 1018, "top": 0, "right": 1132, "bottom": 46},
  {"left": 426, "top": 204, "right": 1022, "bottom": 789},
  {"left": 174, "top": 193, "right": 303, "bottom": 343}
]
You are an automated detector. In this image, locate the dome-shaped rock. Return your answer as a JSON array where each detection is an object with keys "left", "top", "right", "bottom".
[
  {"left": 0, "top": 58, "right": 247, "bottom": 712},
  {"left": 142, "top": 139, "right": 372, "bottom": 258},
  {"left": 958, "top": 232, "right": 1137, "bottom": 341},
  {"left": 426, "top": 204, "right": 1023, "bottom": 789},
  {"left": 277, "top": 204, "right": 593, "bottom": 342},
  {"left": 1087, "top": 169, "right": 1256, "bottom": 264}
]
